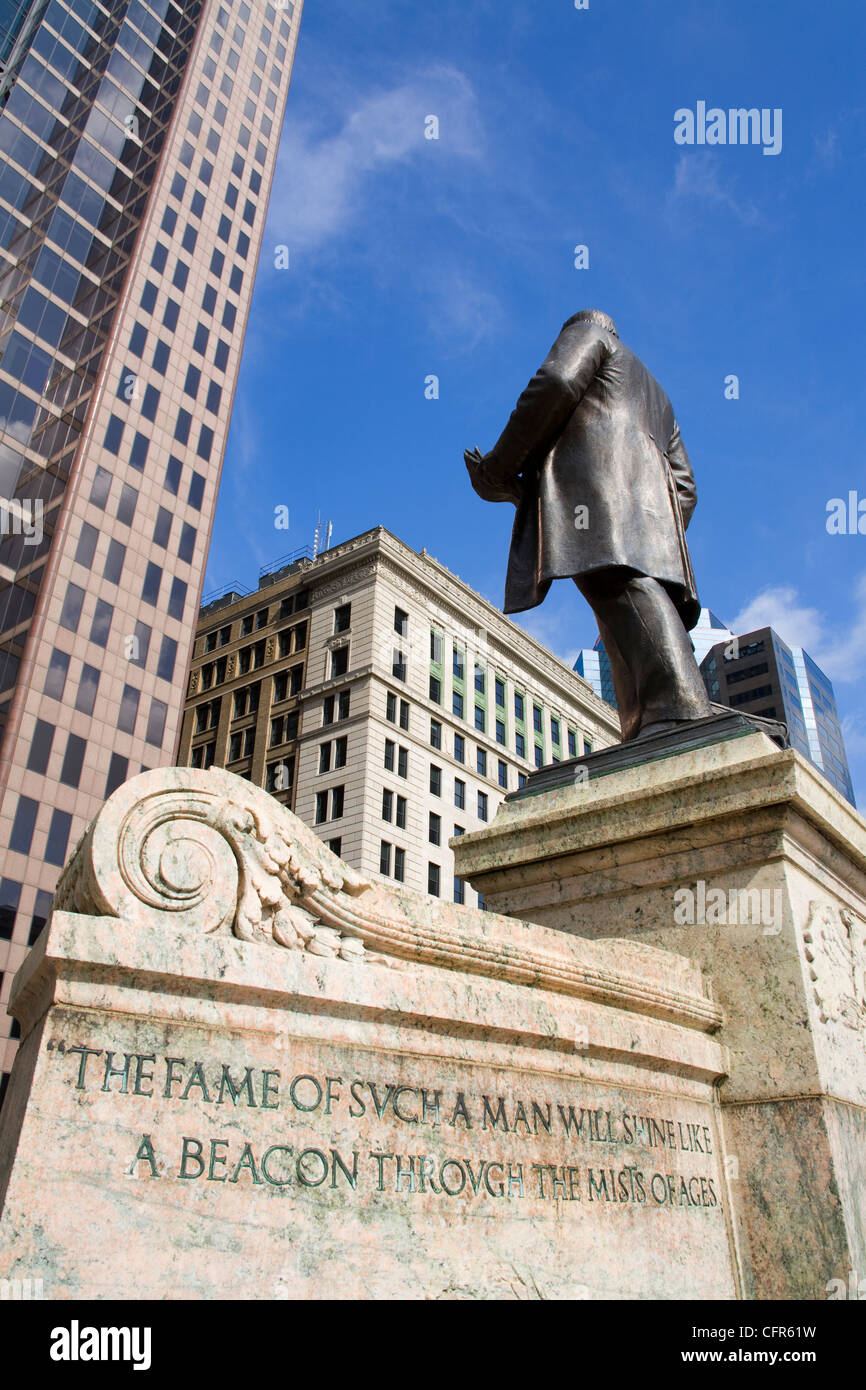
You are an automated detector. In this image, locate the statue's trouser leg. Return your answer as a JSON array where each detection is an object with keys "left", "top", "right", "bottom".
[{"left": 575, "top": 573, "right": 711, "bottom": 741}]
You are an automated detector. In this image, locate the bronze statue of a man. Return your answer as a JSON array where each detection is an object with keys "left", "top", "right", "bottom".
[{"left": 465, "top": 309, "right": 711, "bottom": 742}]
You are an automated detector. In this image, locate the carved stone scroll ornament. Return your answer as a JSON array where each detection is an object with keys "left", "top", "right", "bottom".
[{"left": 51, "top": 768, "right": 723, "bottom": 1032}]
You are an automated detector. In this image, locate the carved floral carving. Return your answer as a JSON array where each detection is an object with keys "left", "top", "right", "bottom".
[{"left": 803, "top": 901, "right": 866, "bottom": 1032}]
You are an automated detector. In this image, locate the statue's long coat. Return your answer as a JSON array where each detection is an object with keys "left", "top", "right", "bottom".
[{"left": 473, "top": 317, "right": 701, "bottom": 629}]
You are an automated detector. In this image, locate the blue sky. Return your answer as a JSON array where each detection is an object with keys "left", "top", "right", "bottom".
[{"left": 206, "top": 0, "right": 866, "bottom": 799}]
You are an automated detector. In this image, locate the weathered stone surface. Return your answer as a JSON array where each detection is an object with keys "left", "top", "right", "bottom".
[
  {"left": 0, "top": 768, "right": 736, "bottom": 1300},
  {"left": 454, "top": 731, "right": 866, "bottom": 1299}
]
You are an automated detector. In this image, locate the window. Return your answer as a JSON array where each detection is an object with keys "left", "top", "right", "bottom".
[
  {"left": 430, "top": 719, "right": 442, "bottom": 750},
  {"left": 105, "top": 754, "right": 129, "bottom": 799},
  {"left": 379, "top": 841, "right": 392, "bottom": 875},
  {"left": 395, "top": 796, "right": 407, "bottom": 831},
  {"left": 567, "top": 730, "right": 577, "bottom": 758},
  {"left": 454, "top": 734, "right": 465, "bottom": 763},
  {"left": 498, "top": 759, "right": 508, "bottom": 789},
  {"left": 178, "top": 522, "right": 196, "bottom": 564},
  {"left": 476, "top": 748, "right": 487, "bottom": 777},
  {"left": 384, "top": 739, "right": 395, "bottom": 772},
  {"left": 117, "top": 484, "right": 138, "bottom": 526},
  {"left": 10, "top": 796, "right": 39, "bottom": 855},
  {"left": 386, "top": 692, "right": 397, "bottom": 723},
  {"left": 75, "top": 664, "right": 100, "bottom": 716},
  {"left": 130, "top": 620, "right": 151, "bottom": 670},
  {"left": 533, "top": 706, "right": 543, "bottom": 734},
  {"left": 382, "top": 789, "right": 394, "bottom": 823},
  {"left": 394, "top": 607, "right": 408, "bottom": 638},
  {"left": 75, "top": 522, "right": 98, "bottom": 570},
  {"left": 0, "top": 878, "right": 21, "bottom": 941},
  {"left": 535, "top": 745, "right": 543, "bottom": 768},
  {"left": 319, "top": 742, "right": 332, "bottom": 774},
  {"left": 157, "top": 636, "right": 178, "bottom": 684},
  {"left": 394, "top": 848, "right": 405, "bottom": 883},
  {"left": 129, "top": 431, "right": 149, "bottom": 472},
  {"left": 118, "top": 685, "right": 140, "bottom": 735},
  {"left": 474, "top": 706, "right": 485, "bottom": 733},
  {"left": 515, "top": 733, "right": 526, "bottom": 758},
  {"left": 328, "top": 839, "right": 342, "bottom": 858},
  {"left": 477, "top": 791, "right": 489, "bottom": 822},
  {"left": 104, "top": 414, "right": 124, "bottom": 455},
  {"left": 453, "top": 648, "right": 464, "bottom": 681},
  {"left": 399, "top": 700, "right": 409, "bottom": 731},
  {"left": 27, "top": 719, "right": 54, "bottom": 774},
  {"left": 495, "top": 677, "right": 505, "bottom": 707},
  {"left": 454, "top": 779, "right": 465, "bottom": 810},
  {"left": 429, "top": 675, "right": 441, "bottom": 704},
  {"left": 454, "top": 877, "right": 465, "bottom": 906},
  {"left": 153, "top": 507, "right": 172, "bottom": 549},
  {"left": 551, "top": 718, "right": 561, "bottom": 746},
  {"left": 430, "top": 631, "right": 443, "bottom": 664},
  {"left": 452, "top": 692, "right": 464, "bottom": 719},
  {"left": 146, "top": 699, "right": 168, "bottom": 747},
  {"left": 430, "top": 765, "right": 441, "bottom": 797},
  {"left": 392, "top": 647, "right": 407, "bottom": 682},
  {"left": 60, "top": 734, "right": 86, "bottom": 789},
  {"left": 44, "top": 649, "right": 70, "bottom": 700},
  {"left": 338, "top": 691, "right": 350, "bottom": 720},
  {"left": 165, "top": 456, "right": 182, "bottom": 494},
  {"left": 44, "top": 809, "right": 72, "bottom": 867},
  {"left": 429, "top": 812, "right": 441, "bottom": 846},
  {"left": 89, "top": 599, "right": 113, "bottom": 648},
  {"left": 331, "top": 786, "right": 344, "bottom": 819},
  {"left": 331, "top": 647, "right": 349, "bottom": 678},
  {"left": 475, "top": 665, "right": 485, "bottom": 695},
  {"left": 518, "top": 772, "right": 528, "bottom": 789},
  {"left": 585, "top": 740, "right": 594, "bottom": 755},
  {"left": 142, "top": 563, "right": 162, "bottom": 606},
  {"left": 496, "top": 719, "right": 506, "bottom": 746},
  {"left": 334, "top": 603, "right": 351, "bottom": 633},
  {"left": 169, "top": 579, "right": 187, "bottom": 621},
  {"left": 514, "top": 693, "right": 525, "bottom": 722},
  {"left": 103, "top": 539, "right": 125, "bottom": 585},
  {"left": 397, "top": 747, "right": 408, "bottom": 779},
  {"left": 427, "top": 864, "right": 441, "bottom": 898},
  {"left": 153, "top": 340, "right": 170, "bottom": 375},
  {"left": 89, "top": 466, "right": 111, "bottom": 509}
]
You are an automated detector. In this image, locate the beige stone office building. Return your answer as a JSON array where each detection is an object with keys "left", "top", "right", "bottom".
[
  {"left": 0, "top": 0, "right": 305, "bottom": 1099},
  {"left": 178, "top": 527, "right": 620, "bottom": 903}
]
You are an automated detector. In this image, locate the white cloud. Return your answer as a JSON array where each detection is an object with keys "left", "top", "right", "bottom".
[
  {"left": 266, "top": 65, "right": 484, "bottom": 252},
  {"left": 730, "top": 575, "right": 866, "bottom": 684},
  {"left": 667, "top": 154, "right": 762, "bottom": 227}
]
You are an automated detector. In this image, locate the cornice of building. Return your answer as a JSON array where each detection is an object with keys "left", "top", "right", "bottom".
[{"left": 200, "top": 525, "right": 620, "bottom": 734}]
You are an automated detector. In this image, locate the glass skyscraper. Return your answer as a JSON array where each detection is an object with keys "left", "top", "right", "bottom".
[
  {"left": 700, "top": 627, "right": 855, "bottom": 806},
  {"left": 0, "top": 0, "right": 304, "bottom": 1104}
]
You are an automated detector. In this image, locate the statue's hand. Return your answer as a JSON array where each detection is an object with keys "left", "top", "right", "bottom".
[{"left": 464, "top": 447, "right": 522, "bottom": 505}]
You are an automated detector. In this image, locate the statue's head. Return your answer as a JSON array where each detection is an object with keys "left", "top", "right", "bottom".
[{"left": 568, "top": 309, "right": 618, "bottom": 337}]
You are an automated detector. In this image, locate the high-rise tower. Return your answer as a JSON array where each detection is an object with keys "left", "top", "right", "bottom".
[{"left": 0, "top": 0, "right": 304, "bottom": 1100}]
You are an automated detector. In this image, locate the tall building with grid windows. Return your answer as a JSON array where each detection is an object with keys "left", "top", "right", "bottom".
[
  {"left": 700, "top": 626, "right": 855, "bottom": 807},
  {"left": 178, "top": 527, "right": 620, "bottom": 902},
  {"left": 0, "top": 0, "right": 304, "bottom": 1103}
]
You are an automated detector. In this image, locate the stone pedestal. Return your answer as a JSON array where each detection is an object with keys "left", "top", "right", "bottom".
[
  {"left": 0, "top": 769, "right": 737, "bottom": 1301},
  {"left": 453, "top": 728, "right": 866, "bottom": 1300}
]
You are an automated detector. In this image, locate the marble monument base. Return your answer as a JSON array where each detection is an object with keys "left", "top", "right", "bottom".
[
  {"left": 0, "top": 769, "right": 737, "bottom": 1301},
  {"left": 453, "top": 725, "right": 866, "bottom": 1300}
]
